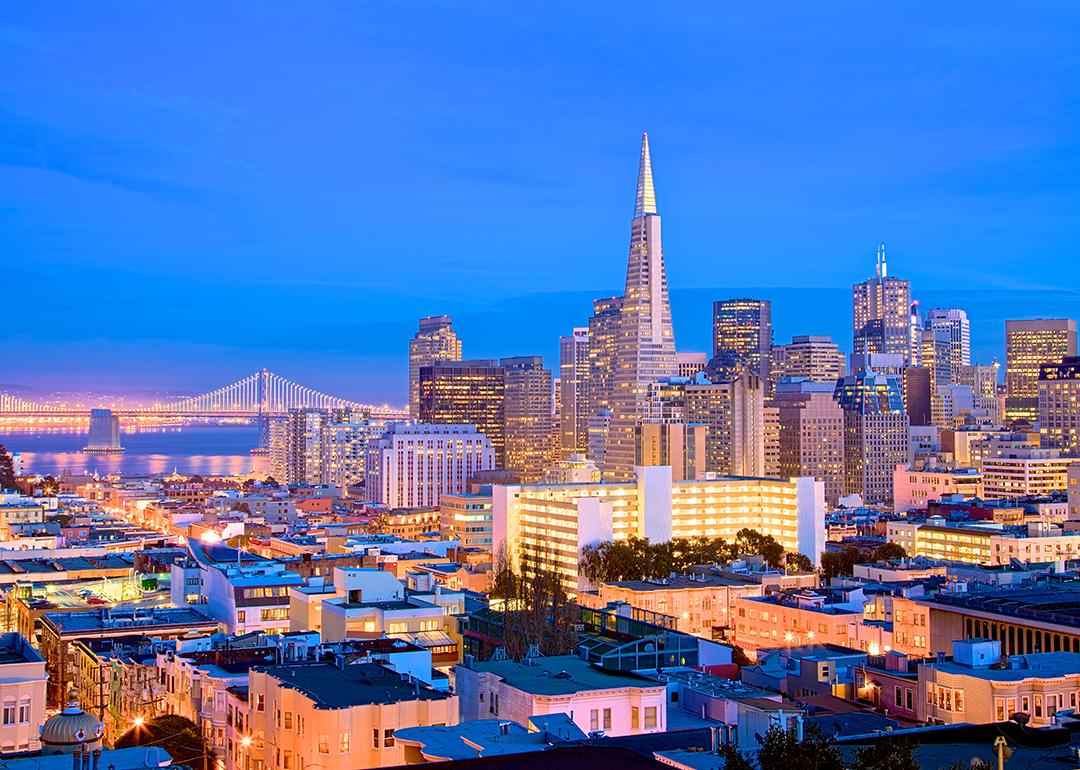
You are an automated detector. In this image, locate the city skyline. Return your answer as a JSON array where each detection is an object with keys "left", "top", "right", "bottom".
[{"left": 3, "top": 5, "right": 1080, "bottom": 400}]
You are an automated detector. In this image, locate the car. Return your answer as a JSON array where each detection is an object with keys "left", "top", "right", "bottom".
[{"left": 85, "top": 597, "right": 109, "bottom": 605}]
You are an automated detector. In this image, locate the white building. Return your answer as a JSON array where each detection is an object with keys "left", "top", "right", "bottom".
[
  {"left": 0, "top": 634, "right": 46, "bottom": 755},
  {"left": 365, "top": 424, "right": 494, "bottom": 509}
]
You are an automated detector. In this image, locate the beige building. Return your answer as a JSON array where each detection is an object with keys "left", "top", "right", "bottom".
[
  {"left": 1005, "top": 318, "right": 1077, "bottom": 424},
  {"left": 501, "top": 356, "right": 557, "bottom": 482},
  {"left": 1039, "top": 356, "right": 1080, "bottom": 456},
  {"left": 892, "top": 465, "right": 983, "bottom": 513},
  {"left": 772, "top": 381, "right": 845, "bottom": 506},
  {"left": 0, "top": 634, "right": 46, "bottom": 755},
  {"left": 438, "top": 493, "right": 493, "bottom": 550},
  {"left": 685, "top": 374, "right": 766, "bottom": 477},
  {"left": 238, "top": 662, "right": 457, "bottom": 770},
  {"left": 981, "top": 447, "right": 1076, "bottom": 498},
  {"left": 834, "top": 371, "right": 910, "bottom": 506},
  {"left": 635, "top": 422, "right": 707, "bottom": 481},
  {"left": 886, "top": 519, "right": 1080, "bottom": 565},
  {"left": 771, "top": 335, "right": 844, "bottom": 383}
]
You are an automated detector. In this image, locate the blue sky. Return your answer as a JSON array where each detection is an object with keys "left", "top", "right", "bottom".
[{"left": 2, "top": 3, "right": 1079, "bottom": 403}]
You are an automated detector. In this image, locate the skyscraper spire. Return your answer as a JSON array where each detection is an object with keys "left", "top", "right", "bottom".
[
  {"left": 879, "top": 241, "right": 887, "bottom": 279},
  {"left": 634, "top": 132, "right": 657, "bottom": 217}
]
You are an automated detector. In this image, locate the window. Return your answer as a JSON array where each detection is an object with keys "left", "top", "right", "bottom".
[
  {"left": 419, "top": 619, "right": 439, "bottom": 632},
  {"left": 590, "top": 710, "right": 599, "bottom": 732},
  {"left": 383, "top": 729, "right": 394, "bottom": 748},
  {"left": 996, "top": 699, "right": 1006, "bottom": 722},
  {"left": 2, "top": 704, "right": 13, "bottom": 726},
  {"left": 283, "top": 712, "right": 293, "bottom": 730},
  {"left": 631, "top": 707, "right": 640, "bottom": 729},
  {"left": 603, "top": 708, "right": 612, "bottom": 730},
  {"left": 1022, "top": 696, "right": 1030, "bottom": 712},
  {"left": 387, "top": 621, "right": 409, "bottom": 634},
  {"left": 17, "top": 700, "right": 28, "bottom": 724},
  {"left": 297, "top": 716, "right": 304, "bottom": 736},
  {"left": 894, "top": 687, "right": 902, "bottom": 708},
  {"left": 256, "top": 694, "right": 265, "bottom": 712},
  {"left": 283, "top": 751, "right": 292, "bottom": 770},
  {"left": 372, "top": 729, "right": 380, "bottom": 749},
  {"left": 340, "top": 732, "right": 350, "bottom": 753},
  {"left": 238, "top": 610, "right": 246, "bottom": 623},
  {"left": 906, "top": 690, "right": 913, "bottom": 711},
  {"left": 318, "top": 735, "right": 329, "bottom": 754},
  {"left": 644, "top": 707, "right": 657, "bottom": 729}
]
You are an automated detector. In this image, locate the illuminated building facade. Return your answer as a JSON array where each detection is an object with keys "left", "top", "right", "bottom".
[
  {"left": 834, "top": 370, "right": 909, "bottom": 505},
  {"left": 926, "top": 308, "right": 971, "bottom": 381},
  {"left": 1005, "top": 318, "right": 1077, "bottom": 424},
  {"left": 635, "top": 422, "right": 707, "bottom": 480},
  {"left": 979, "top": 447, "right": 1076, "bottom": 498},
  {"left": 685, "top": 375, "right": 766, "bottom": 477},
  {"left": 772, "top": 380, "right": 845, "bottom": 506},
  {"left": 559, "top": 328, "right": 591, "bottom": 456},
  {"left": 1039, "top": 356, "right": 1080, "bottom": 456},
  {"left": 500, "top": 355, "right": 556, "bottom": 482},
  {"left": 83, "top": 409, "right": 122, "bottom": 453},
  {"left": 408, "top": 315, "right": 463, "bottom": 418},
  {"left": 771, "top": 335, "right": 844, "bottom": 383},
  {"left": 676, "top": 351, "right": 708, "bottom": 379},
  {"left": 492, "top": 466, "right": 825, "bottom": 594},
  {"left": 270, "top": 408, "right": 329, "bottom": 485},
  {"left": 852, "top": 244, "right": 912, "bottom": 364},
  {"left": 711, "top": 299, "right": 772, "bottom": 381},
  {"left": 604, "top": 133, "right": 679, "bottom": 480},
  {"left": 418, "top": 360, "right": 506, "bottom": 467},
  {"left": 365, "top": 423, "right": 494, "bottom": 509}
]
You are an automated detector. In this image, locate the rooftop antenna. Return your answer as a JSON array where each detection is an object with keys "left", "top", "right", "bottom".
[{"left": 878, "top": 242, "right": 887, "bottom": 280}]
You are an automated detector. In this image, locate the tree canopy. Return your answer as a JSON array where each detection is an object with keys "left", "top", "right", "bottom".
[
  {"left": 489, "top": 546, "right": 578, "bottom": 660},
  {"left": 719, "top": 724, "right": 921, "bottom": 770},
  {"left": 0, "top": 445, "right": 15, "bottom": 492},
  {"left": 114, "top": 714, "right": 210, "bottom": 766},
  {"left": 580, "top": 529, "right": 809, "bottom": 584}
]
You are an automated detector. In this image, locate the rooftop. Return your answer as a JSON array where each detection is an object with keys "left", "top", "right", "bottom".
[
  {"left": 257, "top": 662, "right": 452, "bottom": 707},
  {"left": 42, "top": 607, "right": 217, "bottom": 634},
  {"left": 463, "top": 655, "right": 663, "bottom": 696}
]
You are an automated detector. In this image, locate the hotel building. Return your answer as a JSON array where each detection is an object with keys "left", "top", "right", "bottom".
[{"left": 492, "top": 465, "right": 825, "bottom": 594}]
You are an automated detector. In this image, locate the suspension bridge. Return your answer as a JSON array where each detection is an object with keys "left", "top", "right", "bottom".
[{"left": 0, "top": 369, "right": 408, "bottom": 421}]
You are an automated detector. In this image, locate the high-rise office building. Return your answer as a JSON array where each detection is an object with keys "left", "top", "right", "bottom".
[
  {"left": 1005, "top": 319, "right": 1078, "bottom": 425},
  {"left": 501, "top": 356, "right": 556, "bottom": 482},
  {"left": 926, "top": 308, "right": 971, "bottom": 381},
  {"left": 710, "top": 299, "right": 772, "bottom": 381},
  {"left": 852, "top": 244, "right": 912, "bottom": 364},
  {"left": 418, "top": 360, "right": 506, "bottom": 467},
  {"left": 585, "top": 296, "right": 623, "bottom": 434},
  {"left": 772, "top": 380, "right": 846, "bottom": 506},
  {"left": 559, "top": 328, "right": 591, "bottom": 456},
  {"left": 1039, "top": 357, "right": 1080, "bottom": 456},
  {"left": 834, "top": 370, "right": 909, "bottom": 506},
  {"left": 771, "top": 335, "right": 845, "bottom": 383},
  {"left": 958, "top": 363, "right": 1001, "bottom": 424},
  {"left": 909, "top": 300, "right": 922, "bottom": 367},
  {"left": 408, "top": 316, "right": 462, "bottom": 417},
  {"left": 685, "top": 374, "right": 765, "bottom": 477},
  {"left": 365, "top": 423, "right": 494, "bottom": 509},
  {"left": 603, "top": 133, "right": 678, "bottom": 480}
]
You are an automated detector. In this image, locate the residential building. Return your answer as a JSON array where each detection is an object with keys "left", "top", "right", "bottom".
[
  {"left": 886, "top": 519, "right": 1080, "bottom": 565},
  {"left": 269, "top": 409, "right": 329, "bottom": 485},
  {"left": 834, "top": 370, "right": 909, "bottom": 506},
  {"left": 559, "top": 328, "right": 591, "bottom": 456},
  {"left": 239, "top": 662, "right": 457, "bottom": 770},
  {"left": 456, "top": 655, "right": 667, "bottom": 737},
  {"left": 325, "top": 418, "right": 383, "bottom": 491},
  {"left": 711, "top": 299, "right": 772, "bottom": 382},
  {"left": 418, "top": 361, "right": 506, "bottom": 467},
  {"left": 770, "top": 335, "right": 844, "bottom": 383},
  {"left": 438, "top": 493, "right": 493, "bottom": 550},
  {"left": 365, "top": 424, "right": 494, "bottom": 509},
  {"left": 0, "top": 633, "right": 45, "bottom": 755},
  {"left": 602, "top": 133, "right": 679, "bottom": 481},
  {"left": 493, "top": 466, "right": 825, "bottom": 594},
  {"left": 732, "top": 587, "right": 880, "bottom": 655},
  {"left": 1005, "top": 319, "right": 1077, "bottom": 424},
  {"left": 852, "top": 244, "right": 912, "bottom": 364},
  {"left": 408, "top": 315, "right": 463, "bottom": 418}
]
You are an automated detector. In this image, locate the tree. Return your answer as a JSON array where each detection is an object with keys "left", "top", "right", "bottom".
[
  {"left": 755, "top": 723, "right": 844, "bottom": 770},
  {"left": 820, "top": 547, "right": 861, "bottom": 580},
  {"left": 872, "top": 542, "right": 908, "bottom": 562},
  {"left": 114, "top": 714, "right": 211, "bottom": 766},
  {"left": 231, "top": 502, "right": 252, "bottom": 515},
  {"left": 39, "top": 475, "right": 59, "bottom": 496},
  {"left": 718, "top": 744, "right": 756, "bottom": 770},
  {"left": 490, "top": 545, "right": 578, "bottom": 660},
  {"left": 0, "top": 445, "right": 15, "bottom": 492},
  {"left": 853, "top": 736, "right": 920, "bottom": 770},
  {"left": 785, "top": 552, "right": 814, "bottom": 572}
]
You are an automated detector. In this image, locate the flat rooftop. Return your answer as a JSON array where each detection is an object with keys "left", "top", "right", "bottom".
[
  {"left": 257, "top": 662, "right": 451, "bottom": 707},
  {"left": 607, "top": 575, "right": 756, "bottom": 591},
  {"left": 932, "top": 652, "right": 1080, "bottom": 680},
  {"left": 924, "top": 587, "right": 1080, "bottom": 629},
  {"left": 42, "top": 607, "right": 217, "bottom": 634},
  {"left": 466, "top": 655, "right": 663, "bottom": 696}
]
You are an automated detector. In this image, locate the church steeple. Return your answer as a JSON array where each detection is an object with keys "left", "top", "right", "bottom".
[{"left": 634, "top": 132, "right": 657, "bottom": 217}]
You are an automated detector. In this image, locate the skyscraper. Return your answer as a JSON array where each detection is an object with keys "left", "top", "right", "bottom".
[
  {"left": 585, "top": 296, "right": 623, "bottom": 430},
  {"left": 1039, "top": 357, "right": 1080, "bottom": 456},
  {"left": 773, "top": 380, "right": 846, "bottom": 506},
  {"left": 926, "top": 308, "right": 971, "bottom": 381},
  {"left": 603, "top": 133, "right": 678, "bottom": 480},
  {"left": 771, "top": 335, "right": 845, "bottom": 383},
  {"left": 501, "top": 355, "right": 556, "bottom": 482},
  {"left": 418, "top": 360, "right": 506, "bottom": 467},
  {"left": 408, "top": 316, "right": 462, "bottom": 417},
  {"left": 852, "top": 244, "right": 912, "bottom": 364},
  {"left": 834, "top": 370, "right": 909, "bottom": 506},
  {"left": 1005, "top": 319, "right": 1078, "bottom": 425},
  {"left": 685, "top": 374, "right": 766, "bottom": 477},
  {"left": 83, "top": 409, "right": 123, "bottom": 453},
  {"left": 270, "top": 408, "right": 329, "bottom": 485},
  {"left": 559, "top": 328, "right": 591, "bottom": 456},
  {"left": 711, "top": 298, "right": 772, "bottom": 381}
]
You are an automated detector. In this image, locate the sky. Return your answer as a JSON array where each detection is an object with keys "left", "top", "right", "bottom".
[{"left": 2, "top": 3, "right": 1080, "bottom": 403}]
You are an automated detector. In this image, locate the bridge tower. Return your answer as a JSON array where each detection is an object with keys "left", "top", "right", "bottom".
[{"left": 254, "top": 368, "right": 271, "bottom": 452}]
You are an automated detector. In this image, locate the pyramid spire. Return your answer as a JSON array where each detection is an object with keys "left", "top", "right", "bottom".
[{"left": 634, "top": 132, "right": 657, "bottom": 217}]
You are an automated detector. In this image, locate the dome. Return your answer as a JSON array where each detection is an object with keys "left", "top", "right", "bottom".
[{"left": 40, "top": 688, "right": 104, "bottom": 754}]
